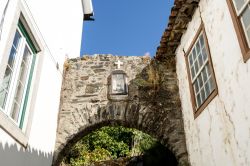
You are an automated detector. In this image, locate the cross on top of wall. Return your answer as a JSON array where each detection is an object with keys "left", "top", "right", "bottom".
[{"left": 115, "top": 60, "right": 123, "bottom": 69}]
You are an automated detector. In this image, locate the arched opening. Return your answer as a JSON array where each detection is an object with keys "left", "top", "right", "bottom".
[
  {"left": 56, "top": 122, "right": 177, "bottom": 166},
  {"left": 56, "top": 56, "right": 190, "bottom": 166}
]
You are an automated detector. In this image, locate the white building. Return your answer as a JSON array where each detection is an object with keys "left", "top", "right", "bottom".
[
  {"left": 0, "top": 0, "right": 93, "bottom": 165},
  {"left": 158, "top": 0, "right": 250, "bottom": 165}
]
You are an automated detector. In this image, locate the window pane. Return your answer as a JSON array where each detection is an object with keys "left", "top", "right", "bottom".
[
  {"left": 191, "top": 66, "right": 195, "bottom": 79},
  {"left": 13, "top": 30, "right": 21, "bottom": 48},
  {"left": 204, "top": 82, "right": 210, "bottom": 97},
  {"left": 0, "top": 87, "right": 8, "bottom": 109},
  {"left": 112, "top": 74, "right": 126, "bottom": 94},
  {"left": 206, "top": 64, "right": 212, "bottom": 77},
  {"left": 241, "top": 5, "right": 250, "bottom": 31},
  {"left": 202, "top": 68, "right": 208, "bottom": 83},
  {"left": 198, "top": 53, "right": 203, "bottom": 67},
  {"left": 192, "top": 48, "right": 197, "bottom": 60},
  {"left": 10, "top": 101, "right": 20, "bottom": 122},
  {"left": 194, "top": 60, "right": 199, "bottom": 74},
  {"left": 13, "top": 82, "right": 24, "bottom": 106},
  {"left": 2, "top": 66, "right": 13, "bottom": 90},
  {"left": 197, "top": 93, "right": 201, "bottom": 107},
  {"left": 202, "top": 47, "right": 208, "bottom": 61},
  {"left": 197, "top": 74, "right": 203, "bottom": 88},
  {"left": 22, "top": 46, "right": 32, "bottom": 65},
  {"left": 200, "top": 34, "right": 205, "bottom": 47},
  {"left": 189, "top": 53, "right": 193, "bottom": 66},
  {"left": 193, "top": 80, "right": 199, "bottom": 94},
  {"left": 196, "top": 41, "right": 201, "bottom": 54},
  {"left": 233, "top": 0, "right": 246, "bottom": 12},
  {"left": 201, "top": 88, "right": 206, "bottom": 102},
  {"left": 19, "top": 46, "right": 32, "bottom": 85},
  {"left": 8, "top": 47, "right": 17, "bottom": 68},
  {"left": 208, "top": 77, "right": 215, "bottom": 92}
]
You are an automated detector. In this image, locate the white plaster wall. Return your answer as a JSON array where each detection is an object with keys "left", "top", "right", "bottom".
[
  {"left": 25, "top": 0, "right": 83, "bottom": 59},
  {"left": 0, "top": 0, "right": 86, "bottom": 165},
  {"left": 176, "top": 0, "right": 250, "bottom": 165}
]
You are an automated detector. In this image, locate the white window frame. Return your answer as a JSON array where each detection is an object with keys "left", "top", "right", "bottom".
[
  {"left": 0, "top": 0, "right": 42, "bottom": 146},
  {"left": 0, "top": 27, "right": 34, "bottom": 127}
]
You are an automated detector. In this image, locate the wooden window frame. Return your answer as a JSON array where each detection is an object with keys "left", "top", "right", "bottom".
[
  {"left": 185, "top": 25, "right": 218, "bottom": 118},
  {"left": 226, "top": 0, "right": 250, "bottom": 62}
]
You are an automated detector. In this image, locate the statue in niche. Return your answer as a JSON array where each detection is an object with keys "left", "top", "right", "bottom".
[
  {"left": 107, "top": 60, "right": 128, "bottom": 100},
  {"left": 112, "top": 73, "right": 127, "bottom": 95}
]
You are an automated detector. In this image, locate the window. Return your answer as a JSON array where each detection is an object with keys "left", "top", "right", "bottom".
[
  {"left": 111, "top": 73, "right": 128, "bottom": 95},
  {"left": 108, "top": 70, "right": 128, "bottom": 100},
  {"left": 185, "top": 26, "right": 217, "bottom": 118},
  {"left": 227, "top": 0, "right": 250, "bottom": 62},
  {"left": 0, "top": 20, "right": 37, "bottom": 129}
]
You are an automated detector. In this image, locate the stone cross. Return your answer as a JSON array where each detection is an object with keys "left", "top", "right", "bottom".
[{"left": 115, "top": 60, "right": 123, "bottom": 69}]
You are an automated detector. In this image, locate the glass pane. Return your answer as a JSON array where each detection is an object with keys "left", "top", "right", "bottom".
[
  {"left": 201, "top": 88, "right": 206, "bottom": 103},
  {"left": 14, "top": 82, "right": 24, "bottom": 105},
  {"left": 10, "top": 102, "right": 20, "bottom": 122},
  {"left": 198, "top": 74, "right": 203, "bottom": 88},
  {"left": 194, "top": 60, "right": 199, "bottom": 73},
  {"left": 19, "top": 62, "right": 29, "bottom": 85},
  {"left": 2, "top": 66, "right": 13, "bottom": 90},
  {"left": 8, "top": 47, "right": 17, "bottom": 68},
  {"left": 191, "top": 66, "right": 195, "bottom": 79},
  {"left": 208, "top": 77, "right": 215, "bottom": 92},
  {"left": 202, "top": 47, "right": 208, "bottom": 62},
  {"left": 241, "top": 5, "right": 250, "bottom": 31},
  {"left": 112, "top": 74, "right": 126, "bottom": 94},
  {"left": 206, "top": 64, "right": 212, "bottom": 77},
  {"left": 22, "top": 46, "right": 32, "bottom": 65},
  {"left": 205, "top": 82, "right": 210, "bottom": 98},
  {"left": 13, "top": 30, "right": 21, "bottom": 48},
  {"left": 247, "top": 27, "right": 250, "bottom": 44},
  {"left": 233, "top": 0, "right": 246, "bottom": 12},
  {"left": 192, "top": 48, "right": 197, "bottom": 60},
  {"left": 200, "top": 34, "right": 205, "bottom": 47},
  {"left": 196, "top": 41, "right": 201, "bottom": 54},
  {"left": 193, "top": 80, "right": 199, "bottom": 94},
  {"left": 189, "top": 53, "right": 193, "bottom": 66},
  {"left": 0, "top": 87, "right": 8, "bottom": 109},
  {"left": 198, "top": 53, "right": 203, "bottom": 67},
  {"left": 197, "top": 93, "right": 201, "bottom": 107},
  {"left": 202, "top": 68, "right": 208, "bottom": 82}
]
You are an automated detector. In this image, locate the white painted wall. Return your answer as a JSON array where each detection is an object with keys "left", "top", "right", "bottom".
[
  {"left": 176, "top": 0, "right": 250, "bottom": 165},
  {"left": 0, "top": 0, "right": 88, "bottom": 165}
]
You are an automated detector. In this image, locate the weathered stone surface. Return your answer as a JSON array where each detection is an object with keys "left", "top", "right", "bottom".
[{"left": 53, "top": 54, "right": 189, "bottom": 166}]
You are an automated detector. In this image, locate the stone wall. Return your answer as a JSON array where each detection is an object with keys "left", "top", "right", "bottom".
[{"left": 53, "top": 54, "right": 189, "bottom": 166}]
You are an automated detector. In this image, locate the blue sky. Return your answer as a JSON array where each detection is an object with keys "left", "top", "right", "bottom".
[{"left": 80, "top": 0, "right": 174, "bottom": 57}]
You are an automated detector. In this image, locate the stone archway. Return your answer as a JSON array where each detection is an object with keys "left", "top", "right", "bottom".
[{"left": 53, "top": 55, "right": 189, "bottom": 166}]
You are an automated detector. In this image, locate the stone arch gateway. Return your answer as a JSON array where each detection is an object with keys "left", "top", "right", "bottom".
[{"left": 53, "top": 55, "right": 189, "bottom": 166}]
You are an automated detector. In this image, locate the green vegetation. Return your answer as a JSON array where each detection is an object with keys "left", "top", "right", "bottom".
[{"left": 62, "top": 126, "right": 157, "bottom": 166}]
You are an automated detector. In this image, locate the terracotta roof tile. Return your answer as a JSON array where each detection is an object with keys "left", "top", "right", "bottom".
[{"left": 156, "top": 0, "right": 200, "bottom": 61}]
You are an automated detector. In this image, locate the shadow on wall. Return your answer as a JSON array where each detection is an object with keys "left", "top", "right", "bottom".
[{"left": 0, "top": 142, "right": 53, "bottom": 166}]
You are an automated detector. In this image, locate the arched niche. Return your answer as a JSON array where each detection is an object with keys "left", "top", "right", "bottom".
[{"left": 107, "top": 70, "right": 128, "bottom": 101}]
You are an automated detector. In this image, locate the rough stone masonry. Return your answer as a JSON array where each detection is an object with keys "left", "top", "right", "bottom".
[{"left": 53, "top": 54, "right": 189, "bottom": 166}]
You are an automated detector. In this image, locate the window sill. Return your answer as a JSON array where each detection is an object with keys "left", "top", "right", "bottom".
[
  {"left": 243, "top": 49, "right": 250, "bottom": 63},
  {"left": 0, "top": 110, "right": 28, "bottom": 147}
]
